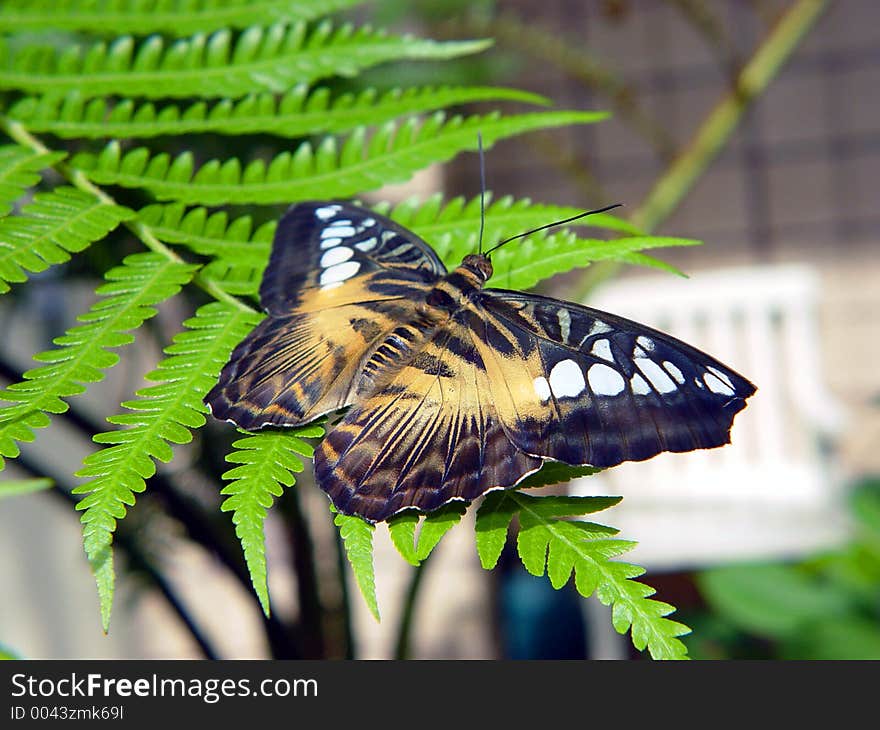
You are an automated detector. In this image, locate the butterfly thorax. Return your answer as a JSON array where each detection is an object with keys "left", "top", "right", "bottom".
[{"left": 424, "top": 254, "right": 493, "bottom": 313}]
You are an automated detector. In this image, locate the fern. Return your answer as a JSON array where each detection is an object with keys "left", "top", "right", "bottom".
[
  {"left": 72, "top": 302, "right": 260, "bottom": 629},
  {"left": 220, "top": 426, "right": 323, "bottom": 616},
  {"left": 143, "top": 194, "right": 693, "bottom": 300},
  {"left": 335, "top": 510, "right": 380, "bottom": 621},
  {"left": 475, "top": 492, "right": 691, "bottom": 660},
  {"left": 72, "top": 111, "right": 607, "bottom": 205},
  {"left": 0, "top": 252, "right": 196, "bottom": 466},
  {"left": 0, "top": 0, "right": 366, "bottom": 36},
  {"left": 0, "top": 22, "right": 490, "bottom": 99},
  {"left": 8, "top": 85, "right": 546, "bottom": 139},
  {"left": 0, "top": 144, "right": 67, "bottom": 217},
  {"left": 0, "top": 186, "right": 134, "bottom": 293},
  {"left": 387, "top": 502, "right": 469, "bottom": 566}
]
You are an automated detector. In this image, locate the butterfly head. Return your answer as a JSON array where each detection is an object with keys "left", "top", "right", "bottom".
[{"left": 461, "top": 253, "right": 493, "bottom": 285}]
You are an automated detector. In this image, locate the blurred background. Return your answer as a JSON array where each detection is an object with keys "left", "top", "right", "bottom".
[{"left": 1, "top": 0, "right": 878, "bottom": 659}]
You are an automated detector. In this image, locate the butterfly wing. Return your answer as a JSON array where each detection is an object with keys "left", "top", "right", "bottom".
[
  {"left": 205, "top": 201, "right": 447, "bottom": 428},
  {"left": 472, "top": 289, "right": 756, "bottom": 468},
  {"left": 314, "top": 318, "right": 543, "bottom": 522}
]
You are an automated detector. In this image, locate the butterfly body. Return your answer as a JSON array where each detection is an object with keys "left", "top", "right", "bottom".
[{"left": 206, "top": 201, "right": 756, "bottom": 522}]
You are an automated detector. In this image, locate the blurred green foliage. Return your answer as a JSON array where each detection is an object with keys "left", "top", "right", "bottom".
[{"left": 688, "top": 477, "right": 880, "bottom": 659}]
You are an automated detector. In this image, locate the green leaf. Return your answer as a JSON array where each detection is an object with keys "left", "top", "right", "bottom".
[
  {"left": 72, "top": 302, "right": 260, "bottom": 630},
  {"left": 697, "top": 563, "right": 854, "bottom": 639},
  {"left": 0, "top": 186, "right": 134, "bottom": 294},
  {"left": 0, "top": 253, "right": 196, "bottom": 468},
  {"left": 0, "top": 22, "right": 490, "bottom": 99},
  {"left": 476, "top": 491, "right": 691, "bottom": 659},
  {"left": 415, "top": 502, "right": 468, "bottom": 561},
  {"left": 515, "top": 461, "right": 603, "bottom": 490},
  {"left": 0, "top": 144, "right": 66, "bottom": 218},
  {"left": 475, "top": 492, "right": 519, "bottom": 570},
  {"left": 335, "top": 511, "right": 380, "bottom": 621},
  {"left": 220, "top": 426, "right": 323, "bottom": 616},
  {"left": 0, "top": 478, "right": 52, "bottom": 498},
  {"left": 0, "top": 0, "right": 366, "bottom": 36},
  {"left": 10, "top": 85, "right": 546, "bottom": 139},
  {"left": 72, "top": 111, "right": 607, "bottom": 205},
  {"left": 387, "top": 511, "right": 420, "bottom": 566}
]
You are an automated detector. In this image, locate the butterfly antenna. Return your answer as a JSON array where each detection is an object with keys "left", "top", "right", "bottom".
[
  {"left": 484, "top": 203, "right": 623, "bottom": 257},
  {"left": 478, "top": 132, "right": 487, "bottom": 256}
]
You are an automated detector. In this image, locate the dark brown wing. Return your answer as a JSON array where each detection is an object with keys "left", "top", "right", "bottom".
[
  {"left": 473, "top": 289, "right": 756, "bottom": 467},
  {"left": 205, "top": 201, "right": 446, "bottom": 428},
  {"left": 314, "top": 317, "right": 542, "bottom": 522}
]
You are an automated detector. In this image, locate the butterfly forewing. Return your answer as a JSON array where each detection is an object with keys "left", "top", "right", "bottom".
[
  {"left": 205, "top": 202, "right": 446, "bottom": 428},
  {"left": 475, "top": 290, "right": 756, "bottom": 467},
  {"left": 259, "top": 201, "right": 446, "bottom": 314}
]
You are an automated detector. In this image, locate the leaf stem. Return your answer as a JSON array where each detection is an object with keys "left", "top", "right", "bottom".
[
  {"left": 0, "top": 118, "right": 255, "bottom": 314},
  {"left": 393, "top": 556, "right": 432, "bottom": 659},
  {"left": 569, "top": 0, "right": 829, "bottom": 299},
  {"left": 631, "top": 0, "right": 830, "bottom": 233}
]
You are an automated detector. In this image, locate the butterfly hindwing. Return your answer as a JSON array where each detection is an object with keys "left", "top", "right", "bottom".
[
  {"left": 314, "top": 320, "right": 543, "bottom": 522},
  {"left": 205, "top": 202, "right": 445, "bottom": 428},
  {"left": 474, "top": 290, "right": 756, "bottom": 468}
]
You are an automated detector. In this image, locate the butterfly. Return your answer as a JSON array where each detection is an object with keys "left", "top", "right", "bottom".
[{"left": 206, "top": 201, "right": 756, "bottom": 522}]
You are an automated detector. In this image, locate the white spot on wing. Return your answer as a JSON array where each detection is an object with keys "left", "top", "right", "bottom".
[
  {"left": 557, "top": 309, "right": 571, "bottom": 343},
  {"left": 589, "top": 320, "right": 612, "bottom": 336},
  {"left": 533, "top": 376, "right": 551, "bottom": 402},
  {"left": 590, "top": 338, "right": 614, "bottom": 362},
  {"left": 630, "top": 373, "right": 651, "bottom": 395},
  {"left": 319, "top": 261, "right": 360, "bottom": 287},
  {"left": 588, "top": 363, "right": 625, "bottom": 396},
  {"left": 637, "top": 335, "right": 656, "bottom": 352},
  {"left": 706, "top": 365, "right": 735, "bottom": 390},
  {"left": 704, "top": 371, "right": 735, "bottom": 396},
  {"left": 326, "top": 225, "right": 355, "bottom": 238},
  {"left": 355, "top": 237, "right": 378, "bottom": 252},
  {"left": 636, "top": 357, "right": 677, "bottom": 393},
  {"left": 319, "top": 236, "right": 342, "bottom": 250},
  {"left": 320, "top": 246, "right": 354, "bottom": 267},
  {"left": 663, "top": 360, "right": 685, "bottom": 384},
  {"left": 315, "top": 205, "right": 341, "bottom": 220},
  {"left": 549, "top": 359, "right": 586, "bottom": 398}
]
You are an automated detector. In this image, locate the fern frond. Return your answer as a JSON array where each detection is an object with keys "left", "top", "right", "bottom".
[
  {"left": 475, "top": 492, "right": 691, "bottom": 659},
  {"left": 143, "top": 191, "right": 690, "bottom": 301},
  {"left": 0, "top": 186, "right": 133, "bottom": 294},
  {"left": 387, "top": 502, "right": 468, "bottom": 566},
  {"left": 0, "top": 0, "right": 365, "bottom": 36},
  {"left": 0, "top": 22, "right": 490, "bottom": 99},
  {"left": 0, "top": 144, "right": 66, "bottom": 217},
  {"left": 72, "top": 302, "right": 261, "bottom": 629},
  {"left": 384, "top": 194, "right": 698, "bottom": 288},
  {"left": 490, "top": 231, "right": 698, "bottom": 290},
  {"left": 220, "top": 426, "right": 323, "bottom": 616},
  {"left": 335, "top": 511, "right": 380, "bottom": 621},
  {"left": 0, "top": 253, "right": 196, "bottom": 469},
  {"left": 9, "top": 85, "right": 546, "bottom": 139},
  {"left": 73, "top": 110, "right": 607, "bottom": 205}
]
